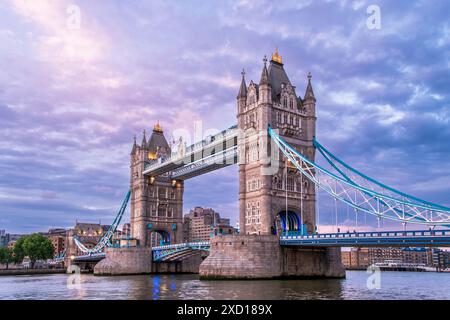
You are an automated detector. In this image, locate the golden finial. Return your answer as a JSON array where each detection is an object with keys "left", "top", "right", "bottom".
[
  {"left": 272, "top": 47, "right": 282, "bottom": 64},
  {"left": 153, "top": 121, "right": 163, "bottom": 133}
]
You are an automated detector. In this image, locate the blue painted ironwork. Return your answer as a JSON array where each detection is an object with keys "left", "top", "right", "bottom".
[
  {"left": 314, "top": 139, "right": 450, "bottom": 210},
  {"left": 152, "top": 241, "right": 210, "bottom": 262},
  {"left": 73, "top": 252, "right": 106, "bottom": 262},
  {"left": 73, "top": 190, "right": 131, "bottom": 254},
  {"left": 144, "top": 125, "right": 238, "bottom": 179},
  {"left": 268, "top": 127, "right": 450, "bottom": 226},
  {"left": 280, "top": 230, "right": 450, "bottom": 247}
]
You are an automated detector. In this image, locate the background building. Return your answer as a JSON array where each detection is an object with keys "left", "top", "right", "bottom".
[
  {"left": 341, "top": 247, "right": 450, "bottom": 270},
  {"left": 0, "top": 230, "right": 9, "bottom": 248},
  {"left": 41, "top": 228, "right": 68, "bottom": 256},
  {"left": 183, "top": 207, "right": 237, "bottom": 242}
]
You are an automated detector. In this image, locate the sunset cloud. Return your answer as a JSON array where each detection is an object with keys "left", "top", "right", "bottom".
[{"left": 0, "top": 0, "right": 449, "bottom": 233}]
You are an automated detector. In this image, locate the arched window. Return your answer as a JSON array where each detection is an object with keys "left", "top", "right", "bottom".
[{"left": 283, "top": 97, "right": 288, "bottom": 108}]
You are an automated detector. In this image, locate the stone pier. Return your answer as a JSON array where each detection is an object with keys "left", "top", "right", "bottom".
[
  {"left": 199, "top": 235, "right": 345, "bottom": 279},
  {"left": 94, "top": 247, "right": 153, "bottom": 275},
  {"left": 93, "top": 247, "right": 204, "bottom": 276}
]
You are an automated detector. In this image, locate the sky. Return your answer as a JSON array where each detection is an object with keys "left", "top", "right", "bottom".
[{"left": 0, "top": 0, "right": 449, "bottom": 234}]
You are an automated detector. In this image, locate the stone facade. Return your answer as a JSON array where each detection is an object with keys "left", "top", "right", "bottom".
[
  {"left": 130, "top": 123, "right": 184, "bottom": 247},
  {"left": 200, "top": 235, "right": 281, "bottom": 279},
  {"left": 200, "top": 50, "right": 345, "bottom": 279},
  {"left": 93, "top": 247, "right": 203, "bottom": 275},
  {"left": 200, "top": 235, "right": 345, "bottom": 279},
  {"left": 94, "top": 247, "right": 153, "bottom": 275},
  {"left": 236, "top": 50, "right": 317, "bottom": 236}
]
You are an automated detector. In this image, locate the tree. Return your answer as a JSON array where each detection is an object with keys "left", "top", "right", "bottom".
[
  {"left": 12, "top": 237, "right": 26, "bottom": 264},
  {"left": 13, "top": 234, "right": 54, "bottom": 269},
  {"left": 0, "top": 247, "right": 13, "bottom": 270}
]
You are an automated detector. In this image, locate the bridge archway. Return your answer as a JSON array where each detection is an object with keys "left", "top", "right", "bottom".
[
  {"left": 276, "top": 210, "right": 303, "bottom": 235},
  {"left": 146, "top": 225, "right": 171, "bottom": 247}
]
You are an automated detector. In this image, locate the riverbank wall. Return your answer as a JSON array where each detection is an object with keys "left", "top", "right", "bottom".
[{"left": 0, "top": 268, "right": 66, "bottom": 276}]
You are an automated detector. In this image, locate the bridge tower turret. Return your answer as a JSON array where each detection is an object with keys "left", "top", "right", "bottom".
[
  {"left": 130, "top": 123, "right": 184, "bottom": 247},
  {"left": 201, "top": 49, "right": 344, "bottom": 279},
  {"left": 236, "top": 49, "right": 317, "bottom": 236}
]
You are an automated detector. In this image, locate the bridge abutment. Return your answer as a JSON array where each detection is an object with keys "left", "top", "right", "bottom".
[
  {"left": 93, "top": 247, "right": 204, "bottom": 276},
  {"left": 199, "top": 235, "right": 345, "bottom": 279},
  {"left": 94, "top": 247, "right": 153, "bottom": 275},
  {"left": 281, "top": 246, "right": 345, "bottom": 278}
]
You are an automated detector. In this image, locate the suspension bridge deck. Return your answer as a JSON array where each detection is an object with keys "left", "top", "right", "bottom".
[{"left": 279, "top": 230, "right": 450, "bottom": 247}]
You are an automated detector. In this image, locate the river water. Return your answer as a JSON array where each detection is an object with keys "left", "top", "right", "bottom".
[{"left": 0, "top": 271, "right": 448, "bottom": 300}]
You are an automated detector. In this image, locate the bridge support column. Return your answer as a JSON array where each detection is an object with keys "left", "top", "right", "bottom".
[
  {"left": 199, "top": 235, "right": 345, "bottom": 279},
  {"left": 94, "top": 247, "right": 152, "bottom": 276},
  {"left": 281, "top": 246, "right": 345, "bottom": 278}
]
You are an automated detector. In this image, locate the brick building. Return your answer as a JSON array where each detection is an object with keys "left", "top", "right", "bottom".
[{"left": 183, "top": 207, "right": 237, "bottom": 242}]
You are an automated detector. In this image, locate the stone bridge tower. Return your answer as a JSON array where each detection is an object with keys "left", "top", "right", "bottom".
[
  {"left": 130, "top": 123, "right": 184, "bottom": 247},
  {"left": 237, "top": 49, "right": 317, "bottom": 236},
  {"left": 200, "top": 50, "right": 345, "bottom": 279}
]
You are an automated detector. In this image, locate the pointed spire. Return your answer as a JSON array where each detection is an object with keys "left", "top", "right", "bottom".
[
  {"left": 237, "top": 69, "right": 247, "bottom": 99},
  {"left": 141, "top": 129, "right": 147, "bottom": 147},
  {"left": 131, "top": 134, "right": 137, "bottom": 154},
  {"left": 259, "top": 55, "right": 269, "bottom": 85},
  {"left": 304, "top": 72, "right": 316, "bottom": 101}
]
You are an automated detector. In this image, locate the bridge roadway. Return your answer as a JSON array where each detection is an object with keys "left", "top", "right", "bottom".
[
  {"left": 70, "top": 230, "right": 450, "bottom": 263},
  {"left": 151, "top": 229, "right": 450, "bottom": 261},
  {"left": 143, "top": 125, "right": 238, "bottom": 180}
]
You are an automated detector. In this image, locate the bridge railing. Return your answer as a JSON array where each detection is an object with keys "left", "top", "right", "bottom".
[
  {"left": 152, "top": 241, "right": 210, "bottom": 251},
  {"left": 144, "top": 126, "right": 238, "bottom": 174},
  {"left": 281, "top": 230, "right": 450, "bottom": 240}
]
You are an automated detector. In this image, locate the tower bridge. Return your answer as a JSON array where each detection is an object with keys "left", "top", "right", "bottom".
[{"left": 67, "top": 49, "right": 450, "bottom": 278}]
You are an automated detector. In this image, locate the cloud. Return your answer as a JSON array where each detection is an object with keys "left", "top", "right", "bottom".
[{"left": 0, "top": 0, "right": 449, "bottom": 234}]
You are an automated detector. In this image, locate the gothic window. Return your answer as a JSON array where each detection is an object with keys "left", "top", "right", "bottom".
[
  {"left": 287, "top": 177, "right": 295, "bottom": 191},
  {"left": 283, "top": 97, "right": 288, "bottom": 108},
  {"left": 158, "top": 208, "right": 165, "bottom": 217},
  {"left": 290, "top": 98, "right": 294, "bottom": 109},
  {"left": 277, "top": 178, "right": 283, "bottom": 190},
  {"left": 283, "top": 114, "right": 288, "bottom": 124},
  {"left": 295, "top": 117, "right": 299, "bottom": 127},
  {"left": 277, "top": 112, "right": 282, "bottom": 123},
  {"left": 289, "top": 115, "right": 293, "bottom": 125}
]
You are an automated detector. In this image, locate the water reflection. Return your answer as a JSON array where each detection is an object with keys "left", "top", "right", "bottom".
[{"left": 0, "top": 271, "right": 448, "bottom": 300}]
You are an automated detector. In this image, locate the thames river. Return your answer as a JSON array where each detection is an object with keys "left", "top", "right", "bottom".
[{"left": 0, "top": 271, "right": 449, "bottom": 300}]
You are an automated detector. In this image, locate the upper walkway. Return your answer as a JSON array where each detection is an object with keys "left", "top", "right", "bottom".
[{"left": 143, "top": 125, "right": 238, "bottom": 179}]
